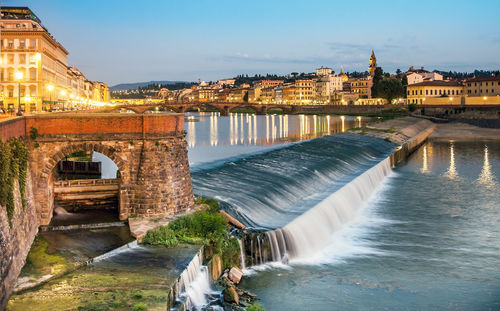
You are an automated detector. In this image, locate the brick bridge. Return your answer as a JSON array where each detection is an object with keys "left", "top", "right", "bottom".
[
  {"left": 26, "top": 113, "right": 194, "bottom": 225},
  {"left": 110, "top": 101, "right": 393, "bottom": 115},
  {"left": 0, "top": 113, "right": 195, "bottom": 307}
]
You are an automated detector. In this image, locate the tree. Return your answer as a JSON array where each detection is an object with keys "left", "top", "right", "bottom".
[
  {"left": 401, "top": 75, "right": 408, "bottom": 98},
  {"left": 396, "top": 68, "right": 402, "bottom": 75},
  {"left": 376, "top": 78, "right": 404, "bottom": 103},
  {"left": 291, "top": 72, "right": 298, "bottom": 78},
  {"left": 371, "top": 67, "right": 384, "bottom": 97}
]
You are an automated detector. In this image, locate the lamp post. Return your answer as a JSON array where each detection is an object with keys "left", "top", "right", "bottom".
[
  {"left": 47, "top": 84, "right": 54, "bottom": 111},
  {"left": 60, "top": 90, "right": 67, "bottom": 111},
  {"left": 15, "top": 71, "right": 23, "bottom": 116}
]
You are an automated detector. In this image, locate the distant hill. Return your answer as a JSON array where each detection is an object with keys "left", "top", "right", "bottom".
[{"left": 110, "top": 80, "right": 190, "bottom": 91}]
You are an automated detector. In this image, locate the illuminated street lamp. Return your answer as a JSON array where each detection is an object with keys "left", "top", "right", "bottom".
[
  {"left": 60, "top": 90, "right": 67, "bottom": 111},
  {"left": 47, "top": 84, "right": 54, "bottom": 111},
  {"left": 15, "top": 71, "right": 24, "bottom": 116}
]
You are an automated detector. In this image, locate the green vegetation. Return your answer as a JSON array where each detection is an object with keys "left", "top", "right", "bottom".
[
  {"left": 0, "top": 138, "right": 29, "bottom": 224},
  {"left": 247, "top": 302, "right": 267, "bottom": 311},
  {"left": 65, "top": 150, "right": 92, "bottom": 162},
  {"left": 29, "top": 126, "right": 38, "bottom": 141},
  {"left": 143, "top": 197, "right": 241, "bottom": 269},
  {"left": 133, "top": 303, "right": 146, "bottom": 310},
  {"left": 408, "top": 103, "right": 418, "bottom": 112},
  {"left": 20, "top": 236, "right": 72, "bottom": 278},
  {"left": 376, "top": 78, "right": 405, "bottom": 103},
  {"left": 230, "top": 108, "right": 256, "bottom": 114},
  {"left": 267, "top": 109, "right": 285, "bottom": 115}
]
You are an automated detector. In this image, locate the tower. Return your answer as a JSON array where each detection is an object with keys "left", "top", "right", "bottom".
[{"left": 369, "top": 50, "right": 377, "bottom": 76}]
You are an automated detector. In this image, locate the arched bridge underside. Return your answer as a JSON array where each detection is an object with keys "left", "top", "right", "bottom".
[{"left": 26, "top": 113, "right": 194, "bottom": 225}]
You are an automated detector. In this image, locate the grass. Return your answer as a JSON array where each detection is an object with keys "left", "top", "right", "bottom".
[
  {"left": 8, "top": 269, "right": 169, "bottom": 311},
  {"left": 230, "top": 108, "right": 256, "bottom": 114},
  {"left": 20, "top": 236, "right": 72, "bottom": 278},
  {"left": 142, "top": 197, "right": 241, "bottom": 269}
]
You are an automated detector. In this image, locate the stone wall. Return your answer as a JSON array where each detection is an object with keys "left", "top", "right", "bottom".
[
  {"left": 0, "top": 171, "right": 38, "bottom": 310},
  {"left": 30, "top": 132, "right": 194, "bottom": 225}
]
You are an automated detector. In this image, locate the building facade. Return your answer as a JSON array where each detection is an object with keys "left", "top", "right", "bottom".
[
  {"left": 465, "top": 76, "right": 500, "bottom": 97},
  {"left": 0, "top": 7, "right": 109, "bottom": 113},
  {"left": 406, "top": 80, "right": 464, "bottom": 104}
]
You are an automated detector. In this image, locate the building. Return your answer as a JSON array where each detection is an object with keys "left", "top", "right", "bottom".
[
  {"left": 369, "top": 50, "right": 377, "bottom": 76},
  {"left": 316, "top": 66, "right": 332, "bottom": 76},
  {"left": 0, "top": 6, "right": 109, "bottom": 112},
  {"left": 406, "top": 80, "right": 464, "bottom": 104},
  {"left": 260, "top": 87, "right": 274, "bottom": 104},
  {"left": 464, "top": 76, "right": 500, "bottom": 97},
  {"left": 405, "top": 66, "right": 443, "bottom": 85},
  {"left": 217, "top": 79, "right": 235, "bottom": 87},
  {"left": 350, "top": 77, "right": 373, "bottom": 98},
  {"left": 255, "top": 80, "right": 283, "bottom": 89},
  {"left": 314, "top": 74, "right": 343, "bottom": 104},
  {"left": 228, "top": 88, "right": 248, "bottom": 102}
]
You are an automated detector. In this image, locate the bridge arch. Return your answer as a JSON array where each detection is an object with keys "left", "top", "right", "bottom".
[{"left": 35, "top": 142, "right": 129, "bottom": 225}]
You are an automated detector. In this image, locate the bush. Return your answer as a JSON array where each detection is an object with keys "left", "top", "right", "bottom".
[
  {"left": 247, "top": 303, "right": 266, "bottom": 311},
  {"left": 408, "top": 103, "right": 417, "bottom": 112},
  {"left": 143, "top": 198, "right": 240, "bottom": 268},
  {"left": 133, "top": 303, "right": 146, "bottom": 311}
]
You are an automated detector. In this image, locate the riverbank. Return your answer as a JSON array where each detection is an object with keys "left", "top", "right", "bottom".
[{"left": 430, "top": 122, "right": 500, "bottom": 141}]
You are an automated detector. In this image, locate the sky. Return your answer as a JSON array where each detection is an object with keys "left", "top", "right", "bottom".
[{"left": 3, "top": 0, "right": 500, "bottom": 86}]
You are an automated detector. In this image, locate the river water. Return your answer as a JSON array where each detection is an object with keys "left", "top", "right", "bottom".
[{"left": 187, "top": 113, "right": 500, "bottom": 310}]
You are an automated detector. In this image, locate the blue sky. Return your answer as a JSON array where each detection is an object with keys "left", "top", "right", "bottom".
[{"left": 4, "top": 0, "right": 500, "bottom": 85}]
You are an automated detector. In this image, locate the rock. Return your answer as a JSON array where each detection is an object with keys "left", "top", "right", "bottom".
[
  {"left": 54, "top": 206, "right": 71, "bottom": 215},
  {"left": 228, "top": 267, "right": 243, "bottom": 284},
  {"left": 210, "top": 254, "right": 223, "bottom": 280},
  {"left": 223, "top": 286, "right": 239, "bottom": 304}
]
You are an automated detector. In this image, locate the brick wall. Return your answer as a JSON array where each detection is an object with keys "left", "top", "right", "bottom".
[
  {"left": 0, "top": 118, "right": 26, "bottom": 141},
  {"left": 25, "top": 113, "right": 184, "bottom": 136}
]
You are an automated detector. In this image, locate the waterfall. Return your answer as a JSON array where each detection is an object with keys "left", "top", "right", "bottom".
[
  {"left": 263, "top": 156, "right": 392, "bottom": 262},
  {"left": 238, "top": 239, "right": 246, "bottom": 269},
  {"left": 174, "top": 249, "right": 219, "bottom": 311}
]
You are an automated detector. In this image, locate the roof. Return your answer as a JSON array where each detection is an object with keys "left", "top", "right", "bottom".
[
  {"left": 409, "top": 80, "right": 462, "bottom": 87},
  {"left": 465, "top": 76, "right": 500, "bottom": 83}
]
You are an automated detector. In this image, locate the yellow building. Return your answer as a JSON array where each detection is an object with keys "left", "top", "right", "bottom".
[
  {"left": 350, "top": 78, "right": 372, "bottom": 98},
  {"left": 0, "top": 7, "right": 109, "bottom": 112},
  {"left": 465, "top": 76, "right": 500, "bottom": 97},
  {"left": 406, "top": 80, "right": 464, "bottom": 105}
]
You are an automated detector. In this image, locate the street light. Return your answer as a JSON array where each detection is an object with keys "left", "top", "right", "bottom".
[
  {"left": 60, "top": 90, "right": 67, "bottom": 111},
  {"left": 47, "top": 84, "right": 54, "bottom": 111},
  {"left": 15, "top": 71, "right": 24, "bottom": 116}
]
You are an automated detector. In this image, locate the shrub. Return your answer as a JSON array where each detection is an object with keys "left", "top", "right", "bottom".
[
  {"left": 143, "top": 198, "right": 240, "bottom": 268},
  {"left": 408, "top": 103, "right": 417, "bottom": 112},
  {"left": 133, "top": 303, "right": 146, "bottom": 311},
  {"left": 247, "top": 303, "right": 266, "bottom": 311}
]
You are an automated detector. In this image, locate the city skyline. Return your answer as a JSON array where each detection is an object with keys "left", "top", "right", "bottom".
[{"left": 3, "top": 0, "right": 500, "bottom": 85}]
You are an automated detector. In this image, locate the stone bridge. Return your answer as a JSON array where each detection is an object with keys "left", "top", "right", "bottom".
[
  {"left": 25, "top": 113, "right": 194, "bottom": 225},
  {"left": 109, "top": 101, "right": 394, "bottom": 116},
  {"left": 0, "top": 113, "right": 194, "bottom": 308}
]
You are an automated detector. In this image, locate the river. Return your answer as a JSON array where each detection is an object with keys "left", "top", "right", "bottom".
[{"left": 187, "top": 113, "right": 500, "bottom": 310}]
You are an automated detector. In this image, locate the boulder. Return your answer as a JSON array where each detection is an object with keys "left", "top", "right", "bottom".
[
  {"left": 209, "top": 254, "right": 223, "bottom": 280},
  {"left": 228, "top": 267, "right": 243, "bottom": 284},
  {"left": 223, "top": 286, "right": 239, "bottom": 304}
]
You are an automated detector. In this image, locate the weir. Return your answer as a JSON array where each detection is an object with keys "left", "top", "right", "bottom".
[{"left": 235, "top": 121, "right": 436, "bottom": 267}]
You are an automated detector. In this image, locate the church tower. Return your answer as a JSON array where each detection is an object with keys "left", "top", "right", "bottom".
[{"left": 369, "top": 50, "right": 377, "bottom": 76}]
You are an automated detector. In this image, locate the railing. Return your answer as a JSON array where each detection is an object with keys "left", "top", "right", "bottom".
[{"left": 54, "top": 178, "right": 120, "bottom": 188}]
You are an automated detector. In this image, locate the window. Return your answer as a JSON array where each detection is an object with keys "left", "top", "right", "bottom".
[
  {"left": 30, "top": 85, "right": 36, "bottom": 96},
  {"left": 30, "top": 68, "right": 36, "bottom": 81},
  {"left": 20, "top": 41, "right": 25, "bottom": 49},
  {"left": 492, "top": 89, "right": 494, "bottom": 93},
  {"left": 420, "top": 90, "right": 422, "bottom": 95},
  {"left": 426, "top": 90, "right": 428, "bottom": 95},
  {"left": 8, "top": 54, "right": 14, "bottom": 64},
  {"left": 29, "top": 39, "right": 36, "bottom": 49},
  {"left": 8, "top": 41, "right": 13, "bottom": 49},
  {"left": 19, "top": 54, "right": 26, "bottom": 64},
  {"left": 486, "top": 89, "right": 488, "bottom": 93},
  {"left": 16, "top": 24, "right": 20, "bottom": 29}
]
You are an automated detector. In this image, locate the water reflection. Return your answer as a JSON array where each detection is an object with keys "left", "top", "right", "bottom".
[
  {"left": 420, "top": 145, "right": 429, "bottom": 174},
  {"left": 477, "top": 145, "right": 496, "bottom": 188},
  {"left": 187, "top": 112, "right": 364, "bottom": 148},
  {"left": 444, "top": 142, "right": 459, "bottom": 179}
]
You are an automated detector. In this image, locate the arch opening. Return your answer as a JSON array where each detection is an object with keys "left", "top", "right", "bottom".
[{"left": 49, "top": 149, "right": 122, "bottom": 226}]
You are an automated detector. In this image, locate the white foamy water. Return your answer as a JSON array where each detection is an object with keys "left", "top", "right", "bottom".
[{"left": 265, "top": 157, "right": 393, "bottom": 263}]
